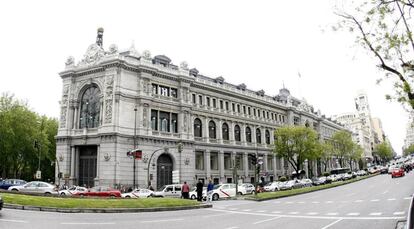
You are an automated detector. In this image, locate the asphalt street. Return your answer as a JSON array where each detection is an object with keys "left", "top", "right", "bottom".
[{"left": 0, "top": 173, "right": 413, "bottom": 229}]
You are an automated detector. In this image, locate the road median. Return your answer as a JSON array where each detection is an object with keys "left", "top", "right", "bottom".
[{"left": 245, "top": 174, "right": 379, "bottom": 201}]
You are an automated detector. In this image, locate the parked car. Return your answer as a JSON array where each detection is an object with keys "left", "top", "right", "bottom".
[
  {"left": 264, "top": 181, "right": 281, "bottom": 192},
  {"left": 59, "top": 186, "right": 88, "bottom": 196},
  {"left": 0, "top": 194, "right": 2, "bottom": 210},
  {"left": 153, "top": 184, "right": 182, "bottom": 198},
  {"left": 189, "top": 187, "right": 207, "bottom": 200},
  {"left": 0, "top": 179, "right": 26, "bottom": 190},
  {"left": 121, "top": 188, "right": 154, "bottom": 198},
  {"left": 211, "top": 183, "right": 236, "bottom": 200},
  {"left": 279, "top": 180, "right": 303, "bottom": 190},
  {"left": 8, "top": 181, "right": 58, "bottom": 195},
  {"left": 300, "top": 179, "right": 313, "bottom": 187},
  {"left": 73, "top": 186, "right": 121, "bottom": 198},
  {"left": 238, "top": 183, "right": 255, "bottom": 195},
  {"left": 380, "top": 166, "right": 388, "bottom": 174},
  {"left": 312, "top": 177, "right": 326, "bottom": 186},
  {"left": 342, "top": 173, "right": 352, "bottom": 180},
  {"left": 356, "top": 170, "right": 367, "bottom": 176},
  {"left": 391, "top": 167, "right": 405, "bottom": 178}
]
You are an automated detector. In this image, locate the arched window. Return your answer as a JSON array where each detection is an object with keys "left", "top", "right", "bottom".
[
  {"left": 209, "top": 120, "right": 216, "bottom": 139},
  {"left": 256, "top": 128, "right": 262, "bottom": 144},
  {"left": 79, "top": 86, "right": 101, "bottom": 129},
  {"left": 246, "top": 127, "right": 252, "bottom": 143},
  {"left": 234, "top": 125, "right": 241, "bottom": 142},
  {"left": 265, "top": 130, "right": 271, "bottom": 144},
  {"left": 222, "top": 123, "right": 229, "bottom": 140},
  {"left": 161, "top": 118, "right": 168, "bottom": 132},
  {"left": 194, "top": 118, "right": 202, "bottom": 137}
]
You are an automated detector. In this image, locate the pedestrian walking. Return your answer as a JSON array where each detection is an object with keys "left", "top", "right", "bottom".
[
  {"left": 182, "top": 181, "right": 190, "bottom": 199},
  {"left": 196, "top": 180, "right": 204, "bottom": 202},
  {"left": 207, "top": 179, "right": 214, "bottom": 202}
]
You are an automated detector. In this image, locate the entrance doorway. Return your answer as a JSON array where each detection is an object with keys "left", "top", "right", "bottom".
[
  {"left": 156, "top": 154, "right": 173, "bottom": 190},
  {"left": 78, "top": 146, "right": 97, "bottom": 188}
]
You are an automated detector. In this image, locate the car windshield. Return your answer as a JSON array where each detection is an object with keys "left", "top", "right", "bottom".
[{"left": 213, "top": 184, "right": 221, "bottom": 189}]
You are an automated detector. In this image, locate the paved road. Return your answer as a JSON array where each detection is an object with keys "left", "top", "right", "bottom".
[{"left": 0, "top": 173, "right": 413, "bottom": 229}]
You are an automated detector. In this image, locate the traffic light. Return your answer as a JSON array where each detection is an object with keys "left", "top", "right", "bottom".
[{"left": 250, "top": 154, "right": 257, "bottom": 165}]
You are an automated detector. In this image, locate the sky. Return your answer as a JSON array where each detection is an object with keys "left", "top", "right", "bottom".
[{"left": 0, "top": 0, "right": 408, "bottom": 154}]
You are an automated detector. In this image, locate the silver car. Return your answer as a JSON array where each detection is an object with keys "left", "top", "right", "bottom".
[{"left": 8, "top": 181, "right": 58, "bottom": 195}]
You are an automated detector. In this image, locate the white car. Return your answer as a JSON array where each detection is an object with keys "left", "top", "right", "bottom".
[
  {"left": 211, "top": 183, "right": 236, "bottom": 200},
  {"left": 300, "top": 179, "right": 313, "bottom": 187},
  {"left": 59, "top": 186, "right": 88, "bottom": 196},
  {"left": 264, "top": 181, "right": 281, "bottom": 192},
  {"left": 238, "top": 183, "right": 255, "bottom": 195},
  {"left": 189, "top": 187, "right": 207, "bottom": 200},
  {"left": 121, "top": 188, "right": 154, "bottom": 198},
  {"left": 153, "top": 184, "right": 182, "bottom": 198},
  {"left": 8, "top": 181, "right": 58, "bottom": 195}
]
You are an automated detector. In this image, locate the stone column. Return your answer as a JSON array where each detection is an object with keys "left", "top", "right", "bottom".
[
  {"left": 261, "top": 127, "right": 266, "bottom": 145},
  {"left": 73, "top": 106, "right": 79, "bottom": 129},
  {"left": 263, "top": 154, "right": 268, "bottom": 173},
  {"left": 217, "top": 120, "right": 223, "bottom": 144},
  {"left": 218, "top": 150, "right": 225, "bottom": 180},
  {"left": 70, "top": 146, "right": 76, "bottom": 179},
  {"left": 204, "top": 150, "right": 211, "bottom": 179},
  {"left": 178, "top": 112, "right": 184, "bottom": 134},
  {"left": 273, "top": 156, "right": 278, "bottom": 177},
  {"left": 252, "top": 126, "right": 257, "bottom": 144},
  {"left": 243, "top": 152, "right": 249, "bottom": 178},
  {"left": 229, "top": 121, "right": 235, "bottom": 144},
  {"left": 203, "top": 117, "right": 209, "bottom": 142},
  {"left": 241, "top": 124, "right": 246, "bottom": 146},
  {"left": 270, "top": 128, "right": 275, "bottom": 145}
]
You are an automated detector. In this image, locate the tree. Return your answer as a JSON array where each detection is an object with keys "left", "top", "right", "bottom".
[
  {"left": 330, "top": 130, "right": 354, "bottom": 168},
  {"left": 319, "top": 142, "right": 334, "bottom": 173},
  {"left": 274, "top": 126, "right": 322, "bottom": 177},
  {"left": 404, "top": 144, "right": 414, "bottom": 156},
  {"left": 349, "top": 144, "right": 363, "bottom": 171},
  {"left": 374, "top": 142, "right": 393, "bottom": 164},
  {"left": 335, "top": 0, "right": 414, "bottom": 109}
]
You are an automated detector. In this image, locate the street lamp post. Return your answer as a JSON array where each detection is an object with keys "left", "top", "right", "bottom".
[{"left": 133, "top": 107, "right": 137, "bottom": 188}]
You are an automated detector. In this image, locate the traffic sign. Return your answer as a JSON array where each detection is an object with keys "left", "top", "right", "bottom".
[{"left": 35, "top": 170, "right": 42, "bottom": 179}]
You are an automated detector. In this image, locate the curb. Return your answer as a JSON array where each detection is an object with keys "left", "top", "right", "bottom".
[
  {"left": 3, "top": 203, "right": 212, "bottom": 213},
  {"left": 244, "top": 174, "right": 379, "bottom": 202}
]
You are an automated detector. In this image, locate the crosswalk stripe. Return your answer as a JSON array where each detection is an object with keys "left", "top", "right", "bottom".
[
  {"left": 393, "top": 212, "right": 405, "bottom": 215},
  {"left": 347, "top": 213, "right": 360, "bottom": 216},
  {"left": 307, "top": 212, "right": 318, "bottom": 215},
  {"left": 369, "top": 212, "right": 382, "bottom": 216}
]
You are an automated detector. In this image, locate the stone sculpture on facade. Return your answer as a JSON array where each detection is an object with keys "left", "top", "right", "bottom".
[{"left": 104, "top": 76, "right": 114, "bottom": 124}]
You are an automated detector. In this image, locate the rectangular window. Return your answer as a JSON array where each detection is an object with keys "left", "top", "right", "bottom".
[
  {"left": 271, "top": 113, "right": 274, "bottom": 120},
  {"left": 210, "top": 152, "right": 218, "bottom": 170},
  {"left": 151, "top": 110, "right": 158, "bottom": 130},
  {"left": 267, "top": 156, "right": 273, "bottom": 170},
  {"left": 159, "top": 85, "right": 169, "bottom": 96},
  {"left": 225, "top": 101, "right": 229, "bottom": 110},
  {"left": 243, "top": 106, "right": 246, "bottom": 114},
  {"left": 198, "top": 95, "right": 203, "bottom": 105},
  {"left": 282, "top": 116, "right": 285, "bottom": 123},
  {"left": 266, "top": 111, "right": 269, "bottom": 119},
  {"left": 195, "top": 151, "right": 204, "bottom": 170},
  {"left": 192, "top": 94, "right": 196, "bottom": 104},
  {"left": 220, "top": 100, "right": 223, "bottom": 109},
  {"left": 224, "top": 153, "right": 231, "bottom": 170},
  {"left": 213, "top": 98, "right": 217, "bottom": 108},
  {"left": 276, "top": 158, "right": 282, "bottom": 170},
  {"left": 232, "top": 103, "right": 235, "bottom": 112},
  {"left": 237, "top": 104, "right": 240, "bottom": 113},
  {"left": 294, "top": 116, "right": 300, "bottom": 125},
  {"left": 248, "top": 154, "right": 254, "bottom": 170},
  {"left": 248, "top": 107, "right": 251, "bottom": 115},
  {"left": 258, "top": 109, "right": 260, "bottom": 117},
  {"left": 171, "top": 113, "right": 178, "bottom": 133},
  {"left": 236, "top": 154, "right": 243, "bottom": 170},
  {"left": 170, "top": 88, "right": 178, "bottom": 98},
  {"left": 253, "top": 108, "right": 256, "bottom": 116},
  {"left": 159, "top": 111, "right": 170, "bottom": 132},
  {"left": 152, "top": 84, "right": 158, "bottom": 95}
]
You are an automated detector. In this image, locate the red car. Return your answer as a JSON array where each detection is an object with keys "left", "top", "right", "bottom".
[
  {"left": 391, "top": 167, "right": 405, "bottom": 178},
  {"left": 73, "top": 186, "right": 121, "bottom": 198}
]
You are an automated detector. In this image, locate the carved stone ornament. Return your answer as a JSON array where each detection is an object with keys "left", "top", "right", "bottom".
[
  {"left": 58, "top": 154, "right": 64, "bottom": 162},
  {"left": 108, "top": 44, "right": 118, "bottom": 54},
  {"left": 180, "top": 61, "right": 189, "bottom": 70},
  {"left": 81, "top": 44, "right": 105, "bottom": 65},
  {"left": 104, "top": 76, "right": 114, "bottom": 123},
  {"left": 65, "top": 56, "right": 75, "bottom": 66},
  {"left": 104, "top": 153, "right": 111, "bottom": 161},
  {"left": 142, "top": 50, "right": 151, "bottom": 60}
]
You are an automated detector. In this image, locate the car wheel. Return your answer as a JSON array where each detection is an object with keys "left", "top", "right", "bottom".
[
  {"left": 237, "top": 192, "right": 243, "bottom": 196},
  {"left": 212, "top": 193, "right": 219, "bottom": 201},
  {"left": 11, "top": 189, "right": 18, "bottom": 192},
  {"left": 191, "top": 194, "right": 196, "bottom": 200},
  {"left": 45, "top": 192, "right": 51, "bottom": 195},
  {"left": 251, "top": 191, "right": 256, "bottom": 195},
  {"left": 125, "top": 196, "right": 131, "bottom": 198},
  {"left": 60, "top": 193, "right": 66, "bottom": 196},
  {"left": 79, "top": 194, "right": 85, "bottom": 197},
  {"left": 110, "top": 195, "right": 116, "bottom": 198}
]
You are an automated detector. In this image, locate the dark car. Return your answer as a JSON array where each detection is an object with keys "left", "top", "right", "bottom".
[
  {"left": 0, "top": 179, "right": 26, "bottom": 190},
  {"left": 0, "top": 194, "right": 3, "bottom": 210},
  {"left": 380, "top": 167, "right": 388, "bottom": 174}
]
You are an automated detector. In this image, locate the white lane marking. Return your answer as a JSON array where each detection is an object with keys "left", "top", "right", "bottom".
[
  {"left": 61, "top": 223, "right": 115, "bottom": 225},
  {"left": 387, "top": 198, "right": 396, "bottom": 201},
  {"left": 272, "top": 211, "right": 282, "bottom": 214},
  {"left": 203, "top": 212, "right": 235, "bottom": 218},
  {"left": 298, "top": 201, "right": 305, "bottom": 204},
  {"left": 0, "top": 219, "right": 27, "bottom": 223},
  {"left": 273, "top": 201, "right": 281, "bottom": 204},
  {"left": 224, "top": 227, "right": 239, "bottom": 229},
  {"left": 381, "top": 190, "right": 389, "bottom": 194},
  {"left": 347, "top": 213, "right": 360, "bottom": 216},
  {"left": 312, "top": 201, "right": 320, "bottom": 204},
  {"left": 288, "top": 212, "right": 299, "bottom": 214},
  {"left": 286, "top": 201, "right": 294, "bottom": 204},
  {"left": 228, "top": 208, "right": 238, "bottom": 210},
  {"left": 252, "top": 216, "right": 281, "bottom": 225},
  {"left": 370, "top": 199, "right": 379, "bottom": 202},
  {"left": 325, "top": 201, "right": 334, "bottom": 204},
  {"left": 404, "top": 197, "right": 411, "bottom": 200},
  {"left": 256, "top": 210, "right": 266, "bottom": 213},
  {"left": 354, "top": 200, "right": 363, "bottom": 203},
  {"left": 320, "top": 219, "right": 343, "bottom": 229},
  {"left": 326, "top": 213, "right": 338, "bottom": 216},
  {"left": 393, "top": 212, "right": 405, "bottom": 215},
  {"left": 141, "top": 219, "right": 184, "bottom": 223},
  {"left": 369, "top": 213, "right": 382, "bottom": 216},
  {"left": 307, "top": 212, "right": 318, "bottom": 215},
  {"left": 243, "top": 209, "right": 251, "bottom": 212},
  {"left": 206, "top": 208, "right": 405, "bottom": 220}
]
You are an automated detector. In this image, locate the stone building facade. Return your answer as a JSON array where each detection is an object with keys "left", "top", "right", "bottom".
[{"left": 56, "top": 30, "right": 346, "bottom": 189}]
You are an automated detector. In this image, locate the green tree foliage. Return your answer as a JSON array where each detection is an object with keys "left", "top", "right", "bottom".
[
  {"left": 374, "top": 141, "right": 393, "bottom": 163},
  {"left": 274, "top": 126, "right": 322, "bottom": 176},
  {"left": 403, "top": 144, "right": 414, "bottom": 156},
  {"left": 319, "top": 142, "right": 334, "bottom": 172},
  {"left": 349, "top": 145, "right": 363, "bottom": 171},
  {"left": 0, "top": 93, "right": 58, "bottom": 181},
  {"left": 335, "top": 0, "right": 414, "bottom": 109},
  {"left": 330, "top": 130, "right": 355, "bottom": 167}
]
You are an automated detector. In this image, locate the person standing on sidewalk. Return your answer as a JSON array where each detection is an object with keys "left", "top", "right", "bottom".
[
  {"left": 207, "top": 179, "right": 214, "bottom": 202},
  {"left": 181, "top": 181, "right": 190, "bottom": 199},
  {"left": 196, "top": 180, "right": 204, "bottom": 202}
]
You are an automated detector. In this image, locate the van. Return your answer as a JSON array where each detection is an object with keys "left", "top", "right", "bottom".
[{"left": 153, "top": 184, "right": 182, "bottom": 198}]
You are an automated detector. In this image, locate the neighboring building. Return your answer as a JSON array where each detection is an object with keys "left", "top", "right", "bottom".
[
  {"left": 333, "top": 92, "right": 387, "bottom": 162},
  {"left": 56, "top": 29, "right": 346, "bottom": 189},
  {"left": 403, "top": 112, "right": 414, "bottom": 151}
]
